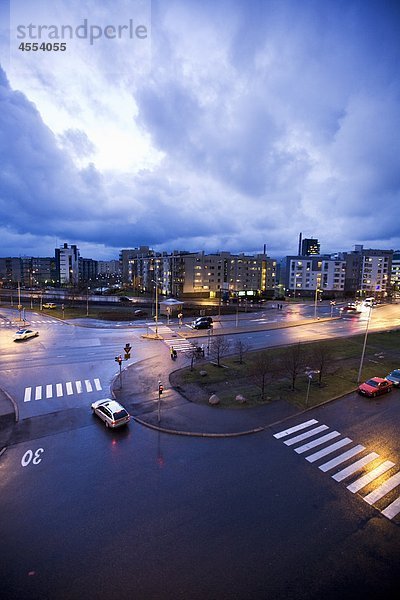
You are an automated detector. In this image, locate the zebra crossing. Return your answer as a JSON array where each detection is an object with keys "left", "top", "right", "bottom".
[
  {"left": 23, "top": 378, "right": 102, "bottom": 402},
  {"left": 148, "top": 325, "right": 198, "bottom": 354},
  {"left": 1, "top": 320, "right": 62, "bottom": 326},
  {"left": 273, "top": 418, "right": 400, "bottom": 521}
]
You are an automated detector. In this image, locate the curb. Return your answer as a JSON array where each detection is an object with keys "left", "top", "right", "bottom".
[
  {"left": 0, "top": 387, "right": 19, "bottom": 423},
  {"left": 132, "top": 415, "right": 265, "bottom": 437}
]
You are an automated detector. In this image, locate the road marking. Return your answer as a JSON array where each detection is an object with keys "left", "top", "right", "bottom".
[
  {"left": 363, "top": 471, "right": 400, "bottom": 505},
  {"left": 294, "top": 431, "right": 341, "bottom": 454},
  {"left": 305, "top": 438, "right": 352, "bottom": 463},
  {"left": 319, "top": 444, "right": 365, "bottom": 472},
  {"left": 22, "top": 378, "right": 102, "bottom": 401},
  {"left": 381, "top": 496, "right": 400, "bottom": 520},
  {"left": 273, "top": 419, "right": 318, "bottom": 439},
  {"left": 347, "top": 461, "right": 396, "bottom": 493},
  {"left": 332, "top": 452, "right": 379, "bottom": 482},
  {"left": 284, "top": 424, "right": 329, "bottom": 446}
]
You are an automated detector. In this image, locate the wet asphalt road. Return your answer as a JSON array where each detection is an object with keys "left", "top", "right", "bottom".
[{"left": 1, "top": 303, "right": 400, "bottom": 599}]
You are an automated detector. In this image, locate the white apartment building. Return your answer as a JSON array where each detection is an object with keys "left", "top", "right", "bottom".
[
  {"left": 55, "top": 243, "right": 79, "bottom": 285},
  {"left": 286, "top": 256, "right": 346, "bottom": 296}
]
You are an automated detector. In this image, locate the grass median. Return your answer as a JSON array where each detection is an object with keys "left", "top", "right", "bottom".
[{"left": 170, "top": 329, "right": 400, "bottom": 409}]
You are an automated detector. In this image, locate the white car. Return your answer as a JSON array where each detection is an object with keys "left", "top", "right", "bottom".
[
  {"left": 91, "top": 398, "right": 130, "bottom": 428},
  {"left": 43, "top": 302, "right": 57, "bottom": 309},
  {"left": 14, "top": 329, "right": 39, "bottom": 341}
]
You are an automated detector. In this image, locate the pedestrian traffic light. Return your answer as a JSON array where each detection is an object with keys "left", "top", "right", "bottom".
[
  {"left": 124, "top": 343, "right": 132, "bottom": 359},
  {"left": 158, "top": 381, "right": 163, "bottom": 395},
  {"left": 115, "top": 355, "right": 122, "bottom": 364}
]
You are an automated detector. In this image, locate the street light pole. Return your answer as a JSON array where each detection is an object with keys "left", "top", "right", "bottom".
[
  {"left": 86, "top": 287, "right": 90, "bottom": 317},
  {"left": 155, "top": 282, "right": 159, "bottom": 336},
  {"left": 357, "top": 303, "right": 373, "bottom": 383}
]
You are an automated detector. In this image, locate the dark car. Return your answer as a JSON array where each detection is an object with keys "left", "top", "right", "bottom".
[
  {"left": 191, "top": 316, "right": 213, "bottom": 330},
  {"left": 357, "top": 377, "right": 393, "bottom": 397}
]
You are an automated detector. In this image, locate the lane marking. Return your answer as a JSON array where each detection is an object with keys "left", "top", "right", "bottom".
[
  {"left": 295, "top": 431, "right": 341, "bottom": 454},
  {"left": 85, "top": 380, "right": 93, "bottom": 392},
  {"left": 347, "top": 460, "right": 396, "bottom": 493},
  {"left": 94, "top": 378, "right": 102, "bottom": 391},
  {"left": 319, "top": 444, "right": 365, "bottom": 472},
  {"left": 76, "top": 380, "right": 82, "bottom": 394},
  {"left": 46, "top": 384, "right": 53, "bottom": 398},
  {"left": 273, "top": 419, "right": 318, "bottom": 439},
  {"left": 381, "top": 496, "right": 400, "bottom": 520},
  {"left": 284, "top": 425, "right": 329, "bottom": 446},
  {"left": 363, "top": 471, "right": 400, "bottom": 505},
  {"left": 306, "top": 438, "right": 352, "bottom": 463},
  {"left": 24, "top": 387, "right": 32, "bottom": 402},
  {"left": 56, "top": 383, "right": 63, "bottom": 397},
  {"left": 35, "top": 386, "right": 42, "bottom": 401},
  {"left": 332, "top": 452, "right": 379, "bottom": 482},
  {"left": 66, "top": 382, "right": 73, "bottom": 395}
]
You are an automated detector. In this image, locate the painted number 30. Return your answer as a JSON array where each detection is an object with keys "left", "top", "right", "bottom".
[{"left": 21, "top": 448, "right": 44, "bottom": 467}]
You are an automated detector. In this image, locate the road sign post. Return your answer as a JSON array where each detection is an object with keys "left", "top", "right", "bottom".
[
  {"left": 115, "top": 355, "right": 123, "bottom": 388},
  {"left": 158, "top": 380, "right": 163, "bottom": 423}
]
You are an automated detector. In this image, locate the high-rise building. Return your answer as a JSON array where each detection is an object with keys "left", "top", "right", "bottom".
[
  {"left": 301, "top": 238, "right": 320, "bottom": 256},
  {"left": 55, "top": 243, "right": 80, "bottom": 285}
]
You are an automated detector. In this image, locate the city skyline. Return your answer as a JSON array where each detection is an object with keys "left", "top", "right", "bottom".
[{"left": 1, "top": 0, "right": 399, "bottom": 260}]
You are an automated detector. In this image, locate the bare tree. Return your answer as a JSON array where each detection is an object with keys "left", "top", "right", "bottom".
[
  {"left": 309, "top": 342, "right": 334, "bottom": 385},
  {"left": 280, "top": 343, "right": 309, "bottom": 390},
  {"left": 248, "top": 350, "right": 277, "bottom": 401},
  {"left": 209, "top": 335, "right": 231, "bottom": 367},
  {"left": 234, "top": 339, "right": 251, "bottom": 364}
]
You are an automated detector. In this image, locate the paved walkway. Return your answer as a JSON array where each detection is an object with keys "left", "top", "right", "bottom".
[{"left": 112, "top": 351, "right": 301, "bottom": 437}]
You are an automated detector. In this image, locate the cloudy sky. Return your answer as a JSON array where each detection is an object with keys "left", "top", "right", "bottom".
[{"left": 0, "top": 0, "right": 399, "bottom": 260}]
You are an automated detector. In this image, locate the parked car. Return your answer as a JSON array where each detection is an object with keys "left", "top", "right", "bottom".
[
  {"left": 191, "top": 316, "right": 213, "bottom": 330},
  {"left": 43, "top": 302, "right": 57, "bottom": 309},
  {"left": 14, "top": 329, "right": 39, "bottom": 341},
  {"left": 357, "top": 377, "right": 393, "bottom": 397},
  {"left": 91, "top": 399, "right": 130, "bottom": 428},
  {"left": 134, "top": 309, "right": 147, "bottom": 317},
  {"left": 385, "top": 369, "right": 400, "bottom": 387}
]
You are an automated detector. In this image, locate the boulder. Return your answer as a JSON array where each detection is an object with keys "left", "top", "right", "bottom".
[
  {"left": 199, "top": 370, "right": 208, "bottom": 377},
  {"left": 208, "top": 394, "right": 220, "bottom": 405},
  {"left": 235, "top": 394, "right": 247, "bottom": 404}
]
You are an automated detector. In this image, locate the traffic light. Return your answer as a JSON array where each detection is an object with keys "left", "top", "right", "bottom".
[
  {"left": 124, "top": 343, "right": 132, "bottom": 359},
  {"left": 115, "top": 355, "right": 122, "bottom": 365},
  {"left": 158, "top": 381, "right": 163, "bottom": 395}
]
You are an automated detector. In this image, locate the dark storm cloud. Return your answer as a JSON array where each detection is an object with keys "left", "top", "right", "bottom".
[{"left": 1, "top": 0, "right": 400, "bottom": 259}]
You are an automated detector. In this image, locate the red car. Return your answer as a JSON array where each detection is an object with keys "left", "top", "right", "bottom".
[{"left": 357, "top": 377, "right": 393, "bottom": 397}]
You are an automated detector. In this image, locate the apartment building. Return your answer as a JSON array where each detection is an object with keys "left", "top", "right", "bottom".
[
  {"left": 55, "top": 243, "right": 80, "bottom": 285},
  {"left": 342, "top": 245, "right": 393, "bottom": 298},
  {"left": 285, "top": 255, "right": 346, "bottom": 297},
  {"left": 391, "top": 251, "right": 400, "bottom": 293}
]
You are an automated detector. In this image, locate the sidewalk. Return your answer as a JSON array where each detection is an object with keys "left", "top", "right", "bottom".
[{"left": 112, "top": 354, "right": 300, "bottom": 437}]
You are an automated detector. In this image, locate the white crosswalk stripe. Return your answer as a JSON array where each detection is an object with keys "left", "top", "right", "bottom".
[
  {"left": 148, "top": 325, "right": 198, "bottom": 354},
  {"left": 273, "top": 418, "right": 400, "bottom": 521},
  {"left": 164, "top": 338, "right": 197, "bottom": 354},
  {"left": 23, "top": 378, "right": 102, "bottom": 402}
]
